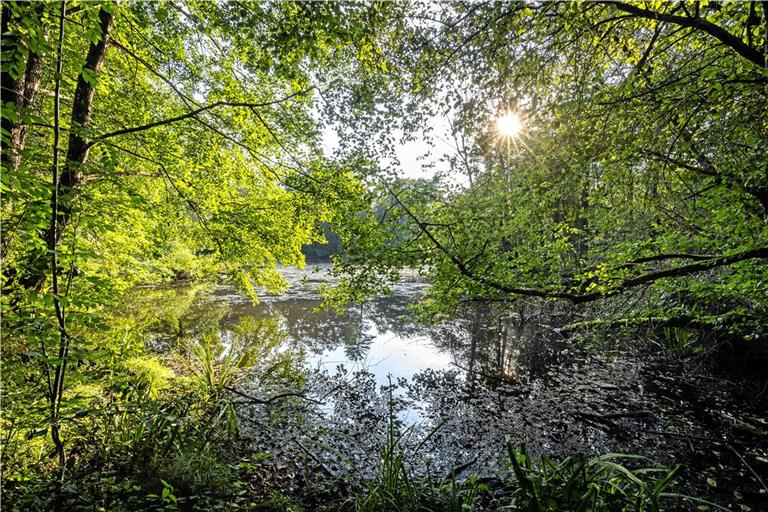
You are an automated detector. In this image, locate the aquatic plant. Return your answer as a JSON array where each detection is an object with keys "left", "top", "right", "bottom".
[{"left": 354, "top": 418, "right": 726, "bottom": 512}]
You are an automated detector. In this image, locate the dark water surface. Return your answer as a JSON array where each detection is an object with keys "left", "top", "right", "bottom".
[{"left": 138, "top": 264, "right": 768, "bottom": 509}]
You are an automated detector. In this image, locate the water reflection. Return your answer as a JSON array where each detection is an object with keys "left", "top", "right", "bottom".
[
  {"left": 116, "top": 269, "right": 766, "bottom": 506},
  {"left": 433, "top": 304, "right": 568, "bottom": 385},
  {"left": 218, "top": 294, "right": 453, "bottom": 387},
  {"left": 123, "top": 266, "right": 563, "bottom": 388},
  {"left": 217, "top": 316, "right": 289, "bottom": 368}
]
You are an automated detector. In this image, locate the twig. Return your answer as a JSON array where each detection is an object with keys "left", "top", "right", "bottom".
[
  {"left": 726, "top": 443, "right": 768, "bottom": 494},
  {"left": 88, "top": 87, "right": 315, "bottom": 146},
  {"left": 224, "top": 385, "right": 325, "bottom": 405}
]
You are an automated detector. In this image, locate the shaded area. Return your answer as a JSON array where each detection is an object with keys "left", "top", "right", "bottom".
[{"left": 124, "top": 267, "right": 768, "bottom": 510}]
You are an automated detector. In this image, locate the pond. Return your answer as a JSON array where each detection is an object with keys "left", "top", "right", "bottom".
[
  {"left": 134, "top": 264, "right": 768, "bottom": 510},
  {"left": 208, "top": 265, "right": 454, "bottom": 388}
]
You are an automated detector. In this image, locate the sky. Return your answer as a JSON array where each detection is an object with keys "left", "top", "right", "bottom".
[{"left": 320, "top": 113, "right": 469, "bottom": 186}]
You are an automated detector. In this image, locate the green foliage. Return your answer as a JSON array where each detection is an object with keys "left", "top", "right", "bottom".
[
  {"left": 357, "top": 381, "right": 417, "bottom": 511},
  {"left": 0, "top": 284, "right": 306, "bottom": 510},
  {"left": 356, "top": 434, "right": 725, "bottom": 512},
  {"left": 320, "top": 0, "right": 768, "bottom": 343},
  {"left": 355, "top": 418, "right": 420, "bottom": 512},
  {"left": 122, "top": 356, "right": 175, "bottom": 399},
  {"left": 355, "top": 386, "right": 482, "bottom": 512},
  {"left": 354, "top": 422, "right": 710, "bottom": 512},
  {"left": 259, "top": 492, "right": 305, "bottom": 512},
  {"left": 1, "top": 1, "right": 761, "bottom": 510},
  {"left": 2, "top": 1, "right": 374, "bottom": 506},
  {"left": 502, "top": 443, "right": 690, "bottom": 512},
  {"left": 146, "top": 479, "right": 179, "bottom": 511}
]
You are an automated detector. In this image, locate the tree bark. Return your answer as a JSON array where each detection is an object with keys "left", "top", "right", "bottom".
[
  {"left": 18, "top": 7, "right": 113, "bottom": 292},
  {"left": 1, "top": 2, "right": 46, "bottom": 174},
  {"left": 55, "top": 8, "right": 113, "bottom": 246}
]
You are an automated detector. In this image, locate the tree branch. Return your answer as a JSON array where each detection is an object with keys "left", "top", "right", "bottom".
[
  {"left": 49, "top": 0, "right": 68, "bottom": 469},
  {"left": 610, "top": 1, "right": 766, "bottom": 67},
  {"left": 574, "top": 246, "right": 768, "bottom": 303},
  {"left": 109, "top": 39, "right": 199, "bottom": 109},
  {"left": 616, "top": 252, "right": 722, "bottom": 268},
  {"left": 643, "top": 150, "right": 721, "bottom": 177},
  {"left": 390, "top": 186, "right": 768, "bottom": 304},
  {"left": 87, "top": 88, "right": 315, "bottom": 146},
  {"left": 387, "top": 185, "right": 576, "bottom": 301}
]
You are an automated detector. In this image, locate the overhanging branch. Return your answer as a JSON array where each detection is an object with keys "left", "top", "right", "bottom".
[
  {"left": 576, "top": 246, "right": 768, "bottom": 303},
  {"left": 388, "top": 186, "right": 768, "bottom": 303},
  {"left": 610, "top": 1, "right": 766, "bottom": 67},
  {"left": 87, "top": 87, "right": 315, "bottom": 147}
]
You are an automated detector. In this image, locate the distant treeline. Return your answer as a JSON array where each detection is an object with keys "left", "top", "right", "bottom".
[
  {"left": 303, "top": 201, "right": 400, "bottom": 262},
  {"left": 302, "top": 223, "right": 343, "bottom": 262}
]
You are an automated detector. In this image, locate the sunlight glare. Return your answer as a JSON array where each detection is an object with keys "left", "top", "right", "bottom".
[{"left": 496, "top": 112, "right": 523, "bottom": 138}]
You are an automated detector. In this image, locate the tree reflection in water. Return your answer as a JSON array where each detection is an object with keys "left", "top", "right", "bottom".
[
  {"left": 123, "top": 278, "right": 570, "bottom": 389},
  {"left": 432, "top": 302, "right": 570, "bottom": 385}
]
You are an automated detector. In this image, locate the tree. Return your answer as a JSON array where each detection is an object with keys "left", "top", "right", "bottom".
[
  {"left": 1, "top": 0, "right": 389, "bottom": 471},
  {"left": 322, "top": 1, "right": 768, "bottom": 336}
]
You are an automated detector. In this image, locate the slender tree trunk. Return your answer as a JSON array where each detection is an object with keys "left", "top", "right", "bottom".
[
  {"left": 18, "top": 7, "right": 113, "bottom": 292},
  {"left": 1, "top": 2, "right": 46, "bottom": 174},
  {"left": 49, "top": 0, "right": 67, "bottom": 476}
]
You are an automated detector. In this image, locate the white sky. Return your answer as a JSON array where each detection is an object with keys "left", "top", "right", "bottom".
[{"left": 320, "top": 114, "right": 467, "bottom": 185}]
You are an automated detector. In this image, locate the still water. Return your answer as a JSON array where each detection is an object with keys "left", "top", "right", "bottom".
[
  {"left": 208, "top": 264, "right": 454, "bottom": 387},
  {"left": 134, "top": 264, "right": 766, "bottom": 505}
]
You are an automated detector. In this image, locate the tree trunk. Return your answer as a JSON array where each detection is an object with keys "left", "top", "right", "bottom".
[
  {"left": 54, "top": 7, "right": 113, "bottom": 245},
  {"left": 1, "top": 2, "right": 46, "bottom": 174},
  {"left": 18, "top": 7, "right": 114, "bottom": 292}
]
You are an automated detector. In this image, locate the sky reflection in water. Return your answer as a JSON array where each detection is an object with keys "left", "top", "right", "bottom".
[
  {"left": 213, "top": 264, "right": 455, "bottom": 387},
  {"left": 306, "top": 322, "right": 454, "bottom": 387}
]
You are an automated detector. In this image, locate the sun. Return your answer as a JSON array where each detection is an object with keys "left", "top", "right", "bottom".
[{"left": 495, "top": 112, "right": 523, "bottom": 138}]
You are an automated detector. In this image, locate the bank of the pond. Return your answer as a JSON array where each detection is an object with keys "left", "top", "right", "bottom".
[
  {"left": 137, "top": 266, "right": 767, "bottom": 510},
  {"left": 5, "top": 265, "right": 765, "bottom": 511}
]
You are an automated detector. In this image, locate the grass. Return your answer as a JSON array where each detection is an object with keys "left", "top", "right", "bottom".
[
  {"left": 354, "top": 385, "right": 443, "bottom": 512},
  {"left": 353, "top": 408, "right": 726, "bottom": 512},
  {"left": 504, "top": 441, "right": 679, "bottom": 511}
]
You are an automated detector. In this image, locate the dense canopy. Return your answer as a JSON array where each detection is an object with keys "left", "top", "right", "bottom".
[
  {"left": 2, "top": 1, "right": 767, "bottom": 511},
  {"left": 325, "top": 1, "right": 768, "bottom": 338}
]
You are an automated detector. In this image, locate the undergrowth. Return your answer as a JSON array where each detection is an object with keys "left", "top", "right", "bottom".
[{"left": 352, "top": 409, "right": 727, "bottom": 512}]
